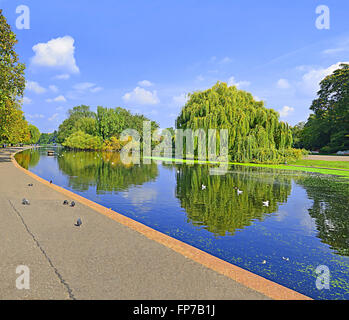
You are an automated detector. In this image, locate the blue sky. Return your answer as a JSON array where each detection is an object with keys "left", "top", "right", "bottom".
[{"left": 1, "top": 0, "right": 349, "bottom": 132}]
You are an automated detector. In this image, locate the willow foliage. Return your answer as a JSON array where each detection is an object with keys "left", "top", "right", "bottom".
[{"left": 176, "top": 82, "right": 299, "bottom": 163}]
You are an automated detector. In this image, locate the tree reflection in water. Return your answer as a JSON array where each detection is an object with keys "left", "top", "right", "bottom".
[
  {"left": 57, "top": 150, "right": 159, "bottom": 193},
  {"left": 173, "top": 164, "right": 293, "bottom": 236},
  {"left": 296, "top": 175, "right": 349, "bottom": 256}
]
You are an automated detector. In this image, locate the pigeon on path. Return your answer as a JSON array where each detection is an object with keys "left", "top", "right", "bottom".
[{"left": 75, "top": 218, "right": 82, "bottom": 227}]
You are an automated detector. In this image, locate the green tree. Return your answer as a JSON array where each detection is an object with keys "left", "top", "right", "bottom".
[
  {"left": 291, "top": 121, "right": 306, "bottom": 148},
  {"left": 0, "top": 9, "right": 26, "bottom": 101},
  {"left": 26, "top": 124, "right": 41, "bottom": 144},
  {"left": 176, "top": 82, "right": 298, "bottom": 163},
  {"left": 0, "top": 9, "right": 28, "bottom": 144},
  {"left": 57, "top": 105, "right": 96, "bottom": 143},
  {"left": 38, "top": 131, "right": 58, "bottom": 145},
  {"left": 301, "top": 63, "right": 349, "bottom": 153}
]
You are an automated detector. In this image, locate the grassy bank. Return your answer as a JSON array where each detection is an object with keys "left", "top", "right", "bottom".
[
  {"left": 288, "top": 159, "right": 349, "bottom": 170},
  {"left": 145, "top": 156, "right": 349, "bottom": 180}
]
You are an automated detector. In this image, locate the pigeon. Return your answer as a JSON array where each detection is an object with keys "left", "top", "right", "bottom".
[
  {"left": 70, "top": 201, "right": 76, "bottom": 207},
  {"left": 49, "top": 180, "right": 52, "bottom": 184},
  {"left": 262, "top": 200, "right": 269, "bottom": 207},
  {"left": 22, "top": 198, "right": 30, "bottom": 205},
  {"left": 28, "top": 183, "right": 33, "bottom": 187},
  {"left": 63, "top": 200, "right": 69, "bottom": 205},
  {"left": 201, "top": 184, "right": 206, "bottom": 190},
  {"left": 75, "top": 218, "right": 82, "bottom": 227},
  {"left": 237, "top": 189, "right": 243, "bottom": 195}
]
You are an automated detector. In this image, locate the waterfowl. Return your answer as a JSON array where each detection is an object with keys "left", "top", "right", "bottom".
[
  {"left": 237, "top": 189, "right": 243, "bottom": 195},
  {"left": 75, "top": 218, "right": 82, "bottom": 227},
  {"left": 262, "top": 260, "right": 267, "bottom": 264},
  {"left": 201, "top": 184, "right": 206, "bottom": 190},
  {"left": 282, "top": 257, "right": 289, "bottom": 261},
  {"left": 22, "top": 198, "right": 30, "bottom": 205},
  {"left": 262, "top": 200, "right": 269, "bottom": 207}
]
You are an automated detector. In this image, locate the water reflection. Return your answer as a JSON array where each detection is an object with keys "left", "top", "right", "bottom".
[
  {"left": 174, "top": 164, "right": 293, "bottom": 236},
  {"left": 15, "top": 148, "right": 349, "bottom": 258},
  {"left": 57, "top": 150, "right": 159, "bottom": 193},
  {"left": 297, "top": 175, "right": 349, "bottom": 256}
]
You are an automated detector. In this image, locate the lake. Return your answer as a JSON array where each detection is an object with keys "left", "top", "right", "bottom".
[{"left": 15, "top": 147, "right": 349, "bottom": 299}]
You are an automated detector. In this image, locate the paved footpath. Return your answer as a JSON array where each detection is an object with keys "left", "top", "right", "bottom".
[{"left": 0, "top": 147, "right": 300, "bottom": 300}]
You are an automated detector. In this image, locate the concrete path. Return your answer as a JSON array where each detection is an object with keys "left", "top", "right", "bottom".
[
  {"left": 305, "top": 155, "right": 349, "bottom": 161},
  {"left": 0, "top": 147, "right": 272, "bottom": 300}
]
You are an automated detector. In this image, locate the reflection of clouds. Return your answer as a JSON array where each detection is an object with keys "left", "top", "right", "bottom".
[
  {"left": 122, "top": 187, "right": 157, "bottom": 212},
  {"left": 275, "top": 210, "right": 288, "bottom": 222},
  {"left": 299, "top": 207, "right": 317, "bottom": 234}
]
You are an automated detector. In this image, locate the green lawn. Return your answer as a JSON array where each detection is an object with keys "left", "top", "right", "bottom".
[
  {"left": 288, "top": 159, "right": 349, "bottom": 170},
  {"left": 145, "top": 156, "right": 349, "bottom": 180}
]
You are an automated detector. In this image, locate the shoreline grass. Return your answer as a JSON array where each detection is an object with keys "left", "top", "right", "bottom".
[{"left": 144, "top": 156, "right": 349, "bottom": 179}]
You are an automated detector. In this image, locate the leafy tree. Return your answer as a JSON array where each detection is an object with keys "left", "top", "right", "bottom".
[
  {"left": 0, "top": 101, "right": 30, "bottom": 144},
  {"left": 291, "top": 121, "right": 306, "bottom": 148},
  {"left": 176, "top": 82, "right": 299, "bottom": 163},
  {"left": 38, "top": 131, "right": 58, "bottom": 145},
  {"left": 0, "top": 9, "right": 26, "bottom": 101},
  {"left": 301, "top": 63, "right": 349, "bottom": 153},
  {"left": 26, "top": 124, "right": 41, "bottom": 144},
  {"left": 57, "top": 105, "right": 96, "bottom": 143},
  {"left": 0, "top": 9, "right": 28, "bottom": 144},
  {"left": 62, "top": 131, "right": 103, "bottom": 150}
]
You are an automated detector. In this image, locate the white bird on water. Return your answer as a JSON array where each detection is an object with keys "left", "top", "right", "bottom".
[
  {"left": 237, "top": 189, "right": 243, "bottom": 195},
  {"left": 201, "top": 184, "right": 206, "bottom": 190},
  {"left": 262, "top": 200, "right": 269, "bottom": 207}
]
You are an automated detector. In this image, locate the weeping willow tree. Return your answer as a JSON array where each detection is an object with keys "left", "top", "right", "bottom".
[{"left": 176, "top": 82, "right": 303, "bottom": 163}]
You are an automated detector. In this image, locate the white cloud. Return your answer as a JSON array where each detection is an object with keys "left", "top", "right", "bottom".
[
  {"left": 228, "top": 76, "right": 251, "bottom": 89},
  {"left": 322, "top": 38, "right": 349, "bottom": 55},
  {"left": 26, "top": 113, "right": 45, "bottom": 119},
  {"left": 196, "top": 75, "right": 205, "bottom": 81},
  {"left": 48, "top": 113, "right": 59, "bottom": 122},
  {"left": 56, "top": 106, "right": 64, "bottom": 111},
  {"left": 22, "top": 97, "right": 32, "bottom": 105},
  {"left": 73, "top": 82, "right": 103, "bottom": 93},
  {"left": 277, "top": 78, "right": 291, "bottom": 89},
  {"left": 73, "top": 82, "right": 95, "bottom": 91},
  {"left": 31, "top": 36, "right": 79, "bottom": 74},
  {"left": 322, "top": 48, "right": 347, "bottom": 55},
  {"left": 279, "top": 106, "right": 294, "bottom": 118},
  {"left": 300, "top": 61, "right": 349, "bottom": 96},
  {"left": 122, "top": 87, "right": 160, "bottom": 105},
  {"left": 220, "top": 57, "right": 232, "bottom": 64},
  {"left": 138, "top": 80, "right": 153, "bottom": 87},
  {"left": 54, "top": 74, "right": 70, "bottom": 80},
  {"left": 90, "top": 86, "right": 103, "bottom": 93},
  {"left": 49, "top": 85, "right": 59, "bottom": 93},
  {"left": 172, "top": 93, "right": 188, "bottom": 106},
  {"left": 46, "top": 95, "right": 66, "bottom": 103},
  {"left": 26, "top": 81, "right": 46, "bottom": 94}
]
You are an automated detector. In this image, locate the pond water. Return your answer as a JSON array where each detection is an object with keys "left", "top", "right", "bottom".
[{"left": 15, "top": 147, "right": 349, "bottom": 299}]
